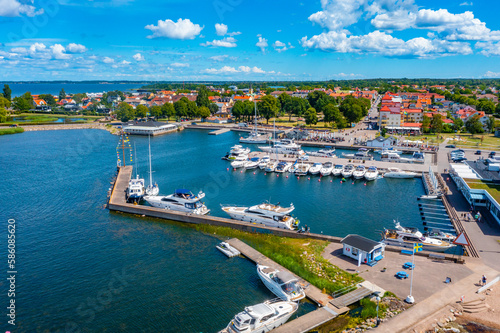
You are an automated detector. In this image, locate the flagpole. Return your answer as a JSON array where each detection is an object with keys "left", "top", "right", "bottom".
[{"left": 406, "top": 243, "right": 418, "bottom": 304}]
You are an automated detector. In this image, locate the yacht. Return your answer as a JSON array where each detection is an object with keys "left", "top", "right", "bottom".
[
  {"left": 423, "top": 229, "right": 456, "bottom": 242},
  {"left": 352, "top": 165, "right": 366, "bottom": 179},
  {"left": 231, "top": 155, "right": 249, "bottom": 169},
  {"left": 258, "top": 141, "right": 305, "bottom": 156},
  {"left": 320, "top": 162, "right": 334, "bottom": 176},
  {"left": 341, "top": 148, "right": 372, "bottom": 160},
  {"left": 341, "top": 164, "right": 354, "bottom": 178},
  {"left": 383, "top": 167, "right": 417, "bottom": 179},
  {"left": 309, "top": 149, "right": 336, "bottom": 158},
  {"left": 332, "top": 164, "right": 343, "bottom": 176},
  {"left": 381, "top": 152, "right": 412, "bottom": 163},
  {"left": 374, "top": 148, "right": 402, "bottom": 155},
  {"left": 275, "top": 161, "right": 292, "bottom": 173},
  {"left": 294, "top": 162, "right": 310, "bottom": 176},
  {"left": 244, "top": 157, "right": 261, "bottom": 170},
  {"left": 308, "top": 163, "right": 323, "bottom": 175},
  {"left": 258, "top": 156, "right": 270, "bottom": 169},
  {"left": 256, "top": 265, "right": 306, "bottom": 302},
  {"left": 221, "top": 202, "right": 299, "bottom": 230},
  {"left": 144, "top": 189, "right": 210, "bottom": 215},
  {"left": 127, "top": 175, "right": 145, "bottom": 202},
  {"left": 240, "top": 101, "right": 268, "bottom": 144},
  {"left": 382, "top": 221, "right": 452, "bottom": 252},
  {"left": 219, "top": 299, "right": 298, "bottom": 333},
  {"left": 145, "top": 135, "right": 159, "bottom": 196},
  {"left": 224, "top": 145, "right": 251, "bottom": 160},
  {"left": 265, "top": 160, "right": 278, "bottom": 172},
  {"left": 412, "top": 152, "right": 425, "bottom": 163},
  {"left": 288, "top": 162, "right": 298, "bottom": 174},
  {"left": 364, "top": 166, "right": 379, "bottom": 181}
]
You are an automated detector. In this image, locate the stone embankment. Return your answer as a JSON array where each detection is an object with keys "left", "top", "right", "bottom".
[{"left": 20, "top": 123, "right": 118, "bottom": 134}]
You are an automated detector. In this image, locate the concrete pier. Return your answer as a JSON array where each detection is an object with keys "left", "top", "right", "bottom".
[{"left": 209, "top": 128, "right": 231, "bottom": 135}]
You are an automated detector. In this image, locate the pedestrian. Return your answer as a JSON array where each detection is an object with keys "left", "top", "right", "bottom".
[{"left": 482, "top": 275, "right": 487, "bottom": 286}]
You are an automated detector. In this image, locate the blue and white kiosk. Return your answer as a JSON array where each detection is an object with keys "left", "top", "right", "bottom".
[{"left": 341, "top": 234, "right": 385, "bottom": 267}]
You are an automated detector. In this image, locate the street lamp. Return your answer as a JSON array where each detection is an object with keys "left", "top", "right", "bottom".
[{"left": 376, "top": 295, "right": 381, "bottom": 326}]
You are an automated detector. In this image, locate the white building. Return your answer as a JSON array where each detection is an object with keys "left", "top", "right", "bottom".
[
  {"left": 366, "top": 136, "right": 398, "bottom": 148},
  {"left": 341, "top": 234, "right": 385, "bottom": 267},
  {"left": 123, "top": 121, "right": 178, "bottom": 136}
]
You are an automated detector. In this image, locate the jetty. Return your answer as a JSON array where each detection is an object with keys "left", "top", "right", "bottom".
[{"left": 209, "top": 128, "right": 231, "bottom": 135}]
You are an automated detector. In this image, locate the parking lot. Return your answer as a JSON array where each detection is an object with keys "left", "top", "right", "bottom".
[{"left": 323, "top": 243, "right": 474, "bottom": 302}]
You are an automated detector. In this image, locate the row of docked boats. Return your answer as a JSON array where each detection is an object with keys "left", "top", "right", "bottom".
[{"left": 218, "top": 259, "right": 305, "bottom": 333}]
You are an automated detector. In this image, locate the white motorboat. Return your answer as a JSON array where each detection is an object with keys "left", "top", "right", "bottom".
[
  {"left": 308, "top": 163, "right": 323, "bottom": 175},
  {"left": 341, "top": 164, "right": 354, "bottom": 178},
  {"left": 342, "top": 148, "right": 372, "bottom": 160},
  {"left": 383, "top": 167, "right": 417, "bottom": 179},
  {"left": 382, "top": 221, "right": 452, "bottom": 252},
  {"left": 231, "top": 156, "right": 248, "bottom": 169},
  {"left": 256, "top": 265, "right": 306, "bottom": 302},
  {"left": 309, "top": 148, "right": 336, "bottom": 158},
  {"left": 258, "top": 156, "right": 270, "bottom": 169},
  {"left": 294, "top": 162, "right": 310, "bottom": 176},
  {"left": 320, "top": 162, "right": 334, "bottom": 176},
  {"left": 144, "top": 189, "right": 210, "bottom": 215},
  {"left": 244, "top": 157, "right": 261, "bottom": 170},
  {"left": 216, "top": 242, "right": 240, "bottom": 258},
  {"left": 145, "top": 135, "right": 159, "bottom": 196},
  {"left": 127, "top": 175, "right": 145, "bottom": 202},
  {"left": 352, "top": 165, "right": 366, "bottom": 179},
  {"left": 375, "top": 148, "right": 402, "bottom": 155},
  {"left": 240, "top": 101, "right": 269, "bottom": 144},
  {"left": 364, "top": 166, "right": 378, "bottom": 181},
  {"left": 289, "top": 162, "right": 298, "bottom": 173},
  {"left": 226, "top": 145, "right": 251, "bottom": 160},
  {"left": 219, "top": 299, "right": 298, "bottom": 333},
  {"left": 423, "top": 229, "right": 456, "bottom": 242},
  {"left": 258, "top": 141, "right": 305, "bottom": 156},
  {"left": 265, "top": 160, "right": 278, "bottom": 172},
  {"left": 381, "top": 152, "right": 412, "bottom": 163},
  {"left": 275, "top": 161, "right": 292, "bottom": 173},
  {"left": 332, "top": 164, "right": 343, "bottom": 176},
  {"left": 412, "top": 152, "right": 425, "bottom": 163},
  {"left": 221, "top": 202, "right": 299, "bottom": 230}
]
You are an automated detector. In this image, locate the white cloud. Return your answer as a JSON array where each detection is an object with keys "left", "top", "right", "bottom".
[
  {"left": 50, "top": 44, "right": 71, "bottom": 60},
  {"left": 476, "top": 41, "right": 500, "bottom": 56},
  {"left": 308, "top": 0, "right": 365, "bottom": 31},
  {"left": 145, "top": 18, "right": 203, "bottom": 40},
  {"left": 103, "top": 57, "right": 115, "bottom": 64},
  {"left": 171, "top": 62, "right": 189, "bottom": 67},
  {"left": 67, "top": 43, "right": 87, "bottom": 53},
  {"left": 121, "top": 60, "right": 131, "bottom": 65},
  {"left": 0, "top": 0, "right": 44, "bottom": 17},
  {"left": 273, "top": 40, "right": 294, "bottom": 53},
  {"left": 483, "top": 71, "right": 500, "bottom": 78},
  {"left": 133, "top": 53, "right": 145, "bottom": 61},
  {"left": 209, "top": 55, "right": 228, "bottom": 62},
  {"left": 460, "top": 2, "right": 473, "bottom": 6},
  {"left": 201, "top": 37, "right": 237, "bottom": 48},
  {"left": 10, "top": 47, "right": 26, "bottom": 54},
  {"left": 256, "top": 36, "right": 268, "bottom": 53},
  {"left": 301, "top": 30, "right": 472, "bottom": 58},
  {"left": 202, "top": 65, "right": 267, "bottom": 74},
  {"left": 215, "top": 23, "right": 228, "bottom": 36}
]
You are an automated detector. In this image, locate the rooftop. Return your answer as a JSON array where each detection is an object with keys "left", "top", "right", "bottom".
[
  {"left": 464, "top": 178, "right": 500, "bottom": 203},
  {"left": 341, "top": 234, "right": 382, "bottom": 253}
]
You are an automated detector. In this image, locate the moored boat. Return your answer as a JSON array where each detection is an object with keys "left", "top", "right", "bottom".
[
  {"left": 144, "top": 189, "right": 210, "bottom": 215},
  {"left": 352, "top": 165, "right": 366, "bottom": 179},
  {"left": 216, "top": 242, "right": 241, "bottom": 257},
  {"left": 383, "top": 167, "right": 417, "bottom": 179},
  {"left": 382, "top": 221, "right": 452, "bottom": 252},
  {"left": 332, "top": 164, "right": 343, "bottom": 176},
  {"left": 256, "top": 264, "right": 306, "bottom": 302},
  {"left": 341, "top": 164, "right": 354, "bottom": 178},
  {"left": 320, "top": 162, "right": 334, "bottom": 176},
  {"left": 308, "top": 163, "right": 323, "bottom": 175},
  {"left": 221, "top": 202, "right": 299, "bottom": 230},
  {"left": 364, "top": 166, "right": 378, "bottom": 181}
]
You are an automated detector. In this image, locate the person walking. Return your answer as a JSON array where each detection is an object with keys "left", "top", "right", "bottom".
[{"left": 482, "top": 275, "right": 487, "bottom": 286}]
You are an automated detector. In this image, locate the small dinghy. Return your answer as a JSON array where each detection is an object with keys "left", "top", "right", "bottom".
[{"left": 216, "top": 242, "right": 240, "bottom": 258}]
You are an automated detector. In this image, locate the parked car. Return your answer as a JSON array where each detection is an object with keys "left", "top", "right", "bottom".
[
  {"left": 475, "top": 150, "right": 482, "bottom": 155},
  {"left": 452, "top": 157, "right": 467, "bottom": 163},
  {"left": 489, "top": 151, "right": 496, "bottom": 158},
  {"left": 9, "top": 124, "right": 18, "bottom": 127},
  {"left": 445, "top": 144, "right": 456, "bottom": 148}
]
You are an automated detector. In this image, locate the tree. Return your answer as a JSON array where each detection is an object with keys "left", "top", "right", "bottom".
[
  {"left": 304, "top": 107, "right": 318, "bottom": 126},
  {"left": 486, "top": 116, "right": 495, "bottom": 133},
  {"left": 430, "top": 114, "right": 443, "bottom": 133},
  {"left": 258, "top": 95, "right": 280, "bottom": 124},
  {"left": 198, "top": 106, "right": 211, "bottom": 120},
  {"left": 477, "top": 99, "right": 495, "bottom": 113},
  {"left": 195, "top": 85, "right": 210, "bottom": 108},
  {"left": 465, "top": 115, "right": 484, "bottom": 134},
  {"left": 231, "top": 101, "right": 244, "bottom": 120},
  {"left": 59, "top": 88, "right": 66, "bottom": 100},
  {"left": 322, "top": 103, "right": 337, "bottom": 125},
  {"left": 307, "top": 91, "right": 327, "bottom": 109},
  {"left": 174, "top": 100, "right": 188, "bottom": 118},
  {"left": 161, "top": 103, "right": 175, "bottom": 120},
  {"left": 12, "top": 96, "right": 32, "bottom": 112},
  {"left": 278, "top": 92, "right": 293, "bottom": 120},
  {"left": 453, "top": 117, "right": 464, "bottom": 131},
  {"left": 0, "top": 96, "right": 11, "bottom": 109},
  {"left": 0, "top": 107, "right": 7, "bottom": 123},
  {"left": 422, "top": 115, "right": 431, "bottom": 133},
  {"left": 496, "top": 102, "right": 500, "bottom": 115},
  {"left": 3, "top": 84, "right": 12, "bottom": 101},
  {"left": 136, "top": 105, "right": 148, "bottom": 118},
  {"left": 291, "top": 97, "right": 309, "bottom": 120},
  {"left": 149, "top": 105, "right": 162, "bottom": 119},
  {"left": 115, "top": 102, "right": 135, "bottom": 122},
  {"left": 208, "top": 102, "right": 218, "bottom": 114},
  {"left": 73, "top": 93, "right": 87, "bottom": 104}
]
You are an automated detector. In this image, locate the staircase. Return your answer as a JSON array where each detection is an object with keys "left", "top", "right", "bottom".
[{"left": 460, "top": 298, "right": 489, "bottom": 313}]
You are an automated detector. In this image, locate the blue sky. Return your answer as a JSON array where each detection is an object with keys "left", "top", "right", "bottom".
[{"left": 1, "top": 0, "right": 500, "bottom": 81}]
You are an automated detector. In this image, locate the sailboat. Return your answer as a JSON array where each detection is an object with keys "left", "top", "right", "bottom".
[
  {"left": 145, "top": 135, "right": 159, "bottom": 196},
  {"left": 239, "top": 99, "right": 268, "bottom": 144}
]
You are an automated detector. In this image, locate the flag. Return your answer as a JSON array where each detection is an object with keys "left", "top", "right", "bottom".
[{"left": 413, "top": 243, "right": 423, "bottom": 253}]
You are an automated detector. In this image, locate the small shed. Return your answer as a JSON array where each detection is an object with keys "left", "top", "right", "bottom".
[
  {"left": 341, "top": 234, "right": 385, "bottom": 266},
  {"left": 366, "top": 136, "right": 398, "bottom": 148}
]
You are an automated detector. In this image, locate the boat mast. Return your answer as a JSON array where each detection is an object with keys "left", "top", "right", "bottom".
[
  {"left": 148, "top": 134, "right": 153, "bottom": 186},
  {"left": 121, "top": 132, "right": 126, "bottom": 167},
  {"left": 134, "top": 142, "right": 138, "bottom": 178}
]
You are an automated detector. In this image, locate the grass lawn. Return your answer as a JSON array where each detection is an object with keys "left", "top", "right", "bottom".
[
  {"left": 0, "top": 127, "right": 24, "bottom": 135},
  {"left": 398, "top": 134, "right": 445, "bottom": 144},
  {"left": 464, "top": 179, "right": 500, "bottom": 203},
  {"left": 193, "top": 224, "right": 362, "bottom": 294},
  {"left": 448, "top": 133, "right": 500, "bottom": 148}
]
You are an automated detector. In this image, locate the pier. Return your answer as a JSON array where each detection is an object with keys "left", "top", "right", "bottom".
[{"left": 209, "top": 128, "right": 231, "bottom": 135}]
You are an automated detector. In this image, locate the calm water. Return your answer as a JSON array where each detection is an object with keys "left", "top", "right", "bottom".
[
  {"left": 0, "top": 129, "right": 425, "bottom": 332},
  {"left": 3, "top": 82, "right": 144, "bottom": 97}
]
